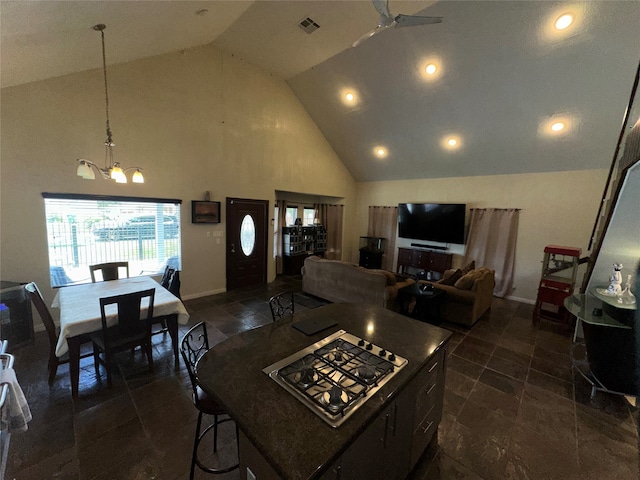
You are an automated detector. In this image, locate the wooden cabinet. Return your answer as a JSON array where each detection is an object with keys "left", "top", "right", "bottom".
[
  {"left": 397, "top": 248, "right": 452, "bottom": 277},
  {"left": 282, "top": 226, "right": 327, "bottom": 275},
  {"left": 410, "top": 349, "right": 445, "bottom": 469},
  {"left": 359, "top": 250, "right": 383, "bottom": 269}
]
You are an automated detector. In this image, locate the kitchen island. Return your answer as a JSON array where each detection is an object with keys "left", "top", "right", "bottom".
[{"left": 196, "top": 302, "right": 451, "bottom": 480}]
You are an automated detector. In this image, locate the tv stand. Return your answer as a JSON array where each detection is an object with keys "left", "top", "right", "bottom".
[
  {"left": 410, "top": 243, "right": 448, "bottom": 251},
  {"left": 397, "top": 248, "right": 452, "bottom": 276}
]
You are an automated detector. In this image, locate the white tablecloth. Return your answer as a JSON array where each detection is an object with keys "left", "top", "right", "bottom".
[{"left": 52, "top": 276, "right": 189, "bottom": 357}]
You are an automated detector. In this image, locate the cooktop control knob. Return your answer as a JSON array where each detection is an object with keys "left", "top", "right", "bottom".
[
  {"left": 388, "top": 353, "right": 396, "bottom": 361},
  {"left": 366, "top": 343, "right": 373, "bottom": 350},
  {"left": 358, "top": 339, "right": 365, "bottom": 346},
  {"left": 379, "top": 349, "right": 387, "bottom": 357}
]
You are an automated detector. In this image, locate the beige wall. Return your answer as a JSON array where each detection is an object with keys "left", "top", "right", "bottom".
[
  {"left": 354, "top": 170, "right": 608, "bottom": 303},
  {"left": 0, "top": 39, "right": 611, "bottom": 321},
  {"left": 0, "top": 44, "right": 357, "bottom": 316}
]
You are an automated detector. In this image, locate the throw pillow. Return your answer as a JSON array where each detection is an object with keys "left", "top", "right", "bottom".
[
  {"left": 461, "top": 260, "right": 476, "bottom": 275},
  {"left": 437, "top": 268, "right": 462, "bottom": 286},
  {"left": 454, "top": 269, "right": 482, "bottom": 290}
]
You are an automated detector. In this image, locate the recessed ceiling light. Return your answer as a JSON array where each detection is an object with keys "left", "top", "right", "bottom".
[
  {"left": 539, "top": 115, "right": 575, "bottom": 137},
  {"left": 340, "top": 89, "right": 359, "bottom": 106},
  {"left": 420, "top": 58, "right": 442, "bottom": 80},
  {"left": 441, "top": 135, "right": 461, "bottom": 150},
  {"left": 554, "top": 13, "right": 573, "bottom": 30},
  {"left": 374, "top": 146, "right": 387, "bottom": 158}
]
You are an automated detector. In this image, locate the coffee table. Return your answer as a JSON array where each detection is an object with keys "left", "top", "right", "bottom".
[{"left": 400, "top": 283, "right": 445, "bottom": 324}]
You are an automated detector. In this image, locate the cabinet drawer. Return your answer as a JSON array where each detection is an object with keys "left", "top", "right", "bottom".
[
  {"left": 410, "top": 403, "right": 441, "bottom": 467},
  {"left": 413, "top": 353, "right": 443, "bottom": 429}
]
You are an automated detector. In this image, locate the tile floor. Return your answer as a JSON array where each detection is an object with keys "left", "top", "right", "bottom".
[{"left": 4, "top": 275, "right": 639, "bottom": 479}]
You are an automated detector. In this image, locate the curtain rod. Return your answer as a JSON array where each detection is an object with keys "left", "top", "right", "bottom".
[{"left": 469, "top": 208, "right": 521, "bottom": 211}]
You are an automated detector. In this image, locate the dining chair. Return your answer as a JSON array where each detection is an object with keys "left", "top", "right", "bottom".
[
  {"left": 160, "top": 265, "right": 175, "bottom": 289},
  {"left": 167, "top": 269, "right": 181, "bottom": 299},
  {"left": 91, "top": 288, "right": 155, "bottom": 388},
  {"left": 180, "top": 322, "right": 239, "bottom": 478},
  {"left": 268, "top": 291, "right": 295, "bottom": 322},
  {"left": 89, "top": 261, "right": 130, "bottom": 282},
  {"left": 151, "top": 266, "right": 179, "bottom": 338},
  {"left": 24, "top": 282, "right": 92, "bottom": 384}
]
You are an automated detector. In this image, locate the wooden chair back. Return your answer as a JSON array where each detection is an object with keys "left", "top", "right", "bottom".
[
  {"left": 24, "top": 282, "right": 58, "bottom": 356},
  {"left": 90, "top": 262, "right": 129, "bottom": 282}
]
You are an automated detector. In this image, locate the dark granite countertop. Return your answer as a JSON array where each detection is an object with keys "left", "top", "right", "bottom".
[{"left": 196, "top": 303, "right": 452, "bottom": 480}]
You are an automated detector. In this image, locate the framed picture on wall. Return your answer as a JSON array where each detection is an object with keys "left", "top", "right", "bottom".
[{"left": 191, "top": 201, "right": 221, "bottom": 224}]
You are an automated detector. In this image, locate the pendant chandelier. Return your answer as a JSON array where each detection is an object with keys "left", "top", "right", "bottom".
[{"left": 76, "top": 24, "right": 144, "bottom": 184}]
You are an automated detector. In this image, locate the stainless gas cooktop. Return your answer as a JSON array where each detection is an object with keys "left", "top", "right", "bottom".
[{"left": 263, "top": 330, "right": 408, "bottom": 427}]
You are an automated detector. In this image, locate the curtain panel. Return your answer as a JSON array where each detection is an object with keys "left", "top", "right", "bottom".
[
  {"left": 464, "top": 208, "right": 520, "bottom": 297},
  {"left": 367, "top": 206, "right": 398, "bottom": 272},
  {"left": 316, "top": 204, "right": 344, "bottom": 260},
  {"left": 275, "top": 200, "right": 288, "bottom": 275}
]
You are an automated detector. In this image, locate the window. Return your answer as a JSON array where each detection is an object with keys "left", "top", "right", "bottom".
[
  {"left": 43, "top": 193, "right": 182, "bottom": 287},
  {"left": 285, "top": 206, "right": 298, "bottom": 226},
  {"left": 303, "top": 207, "right": 316, "bottom": 226}
]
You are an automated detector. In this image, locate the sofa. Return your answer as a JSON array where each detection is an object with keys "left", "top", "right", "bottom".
[
  {"left": 301, "top": 256, "right": 415, "bottom": 310},
  {"left": 419, "top": 265, "right": 495, "bottom": 327}
]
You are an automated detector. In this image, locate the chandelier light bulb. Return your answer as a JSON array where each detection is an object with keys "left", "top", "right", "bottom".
[
  {"left": 132, "top": 169, "right": 145, "bottom": 183},
  {"left": 551, "top": 122, "right": 565, "bottom": 131},
  {"left": 425, "top": 64, "right": 437, "bottom": 75}
]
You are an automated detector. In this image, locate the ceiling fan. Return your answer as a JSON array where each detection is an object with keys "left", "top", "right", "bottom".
[{"left": 352, "top": 0, "right": 443, "bottom": 47}]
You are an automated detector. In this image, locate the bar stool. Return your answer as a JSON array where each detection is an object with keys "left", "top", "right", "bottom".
[{"left": 180, "top": 322, "right": 239, "bottom": 478}]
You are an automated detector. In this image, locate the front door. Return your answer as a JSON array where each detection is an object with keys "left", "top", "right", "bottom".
[{"left": 226, "top": 198, "right": 268, "bottom": 290}]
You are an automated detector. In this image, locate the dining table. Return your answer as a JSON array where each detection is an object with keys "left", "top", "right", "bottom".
[{"left": 52, "top": 276, "right": 190, "bottom": 397}]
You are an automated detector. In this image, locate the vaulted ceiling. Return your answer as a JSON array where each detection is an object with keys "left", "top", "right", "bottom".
[{"left": 2, "top": 1, "right": 639, "bottom": 182}]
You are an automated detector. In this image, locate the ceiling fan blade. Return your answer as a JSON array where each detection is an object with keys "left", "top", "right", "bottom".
[
  {"left": 395, "top": 14, "right": 443, "bottom": 28},
  {"left": 372, "top": 0, "right": 392, "bottom": 20},
  {"left": 352, "top": 24, "right": 391, "bottom": 47}
]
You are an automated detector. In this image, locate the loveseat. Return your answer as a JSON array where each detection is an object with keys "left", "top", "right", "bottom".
[
  {"left": 419, "top": 265, "right": 495, "bottom": 326},
  {"left": 301, "top": 256, "right": 415, "bottom": 310}
]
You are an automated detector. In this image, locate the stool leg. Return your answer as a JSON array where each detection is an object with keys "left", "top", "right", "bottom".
[
  {"left": 213, "top": 414, "right": 218, "bottom": 453},
  {"left": 190, "top": 411, "right": 203, "bottom": 480}
]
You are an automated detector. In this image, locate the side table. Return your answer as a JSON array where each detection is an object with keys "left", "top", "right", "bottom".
[
  {"left": 399, "top": 283, "right": 445, "bottom": 324},
  {"left": 564, "top": 293, "right": 637, "bottom": 398}
]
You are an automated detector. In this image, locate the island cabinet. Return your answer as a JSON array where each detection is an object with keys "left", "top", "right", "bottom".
[
  {"left": 319, "top": 386, "right": 413, "bottom": 480},
  {"left": 197, "top": 303, "right": 451, "bottom": 480},
  {"left": 410, "top": 350, "right": 445, "bottom": 467},
  {"left": 319, "top": 349, "right": 446, "bottom": 480},
  {"left": 397, "top": 248, "right": 452, "bottom": 277}
]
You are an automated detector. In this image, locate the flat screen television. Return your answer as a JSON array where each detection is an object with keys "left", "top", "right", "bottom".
[{"left": 397, "top": 203, "right": 466, "bottom": 244}]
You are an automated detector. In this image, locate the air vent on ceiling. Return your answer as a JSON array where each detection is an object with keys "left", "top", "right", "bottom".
[{"left": 298, "top": 17, "right": 320, "bottom": 34}]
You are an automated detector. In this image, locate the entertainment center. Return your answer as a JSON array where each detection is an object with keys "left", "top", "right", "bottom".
[{"left": 397, "top": 248, "right": 452, "bottom": 277}]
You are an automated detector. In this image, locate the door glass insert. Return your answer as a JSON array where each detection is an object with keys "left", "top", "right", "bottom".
[{"left": 240, "top": 214, "right": 256, "bottom": 256}]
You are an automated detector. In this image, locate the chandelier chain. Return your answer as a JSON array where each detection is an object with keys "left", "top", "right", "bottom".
[{"left": 99, "top": 27, "right": 113, "bottom": 145}]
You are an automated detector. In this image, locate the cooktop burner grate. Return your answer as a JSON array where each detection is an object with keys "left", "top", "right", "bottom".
[{"left": 264, "top": 330, "right": 408, "bottom": 427}]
